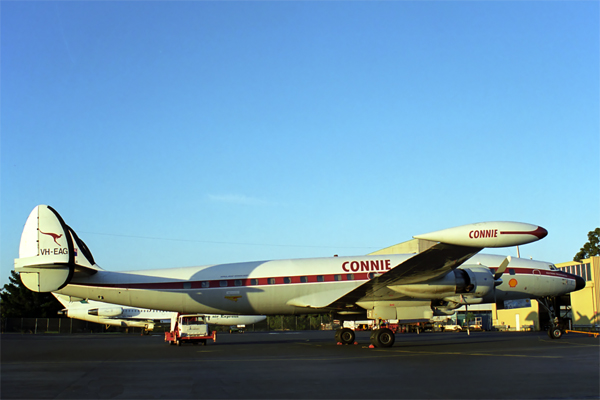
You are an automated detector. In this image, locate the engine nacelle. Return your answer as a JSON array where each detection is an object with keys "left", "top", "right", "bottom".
[
  {"left": 88, "top": 307, "right": 123, "bottom": 317},
  {"left": 388, "top": 266, "right": 495, "bottom": 302},
  {"left": 460, "top": 266, "right": 495, "bottom": 299}
]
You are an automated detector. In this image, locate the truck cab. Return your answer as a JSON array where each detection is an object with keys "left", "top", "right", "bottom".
[{"left": 165, "top": 314, "right": 216, "bottom": 346}]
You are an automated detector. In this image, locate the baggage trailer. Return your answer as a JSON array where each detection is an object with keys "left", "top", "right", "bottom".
[{"left": 165, "top": 314, "right": 217, "bottom": 346}]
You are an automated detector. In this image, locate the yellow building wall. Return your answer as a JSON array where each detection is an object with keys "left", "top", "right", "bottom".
[
  {"left": 556, "top": 256, "right": 599, "bottom": 327},
  {"left": 494, "top": 300, "right": 539, "bottom": 331}
]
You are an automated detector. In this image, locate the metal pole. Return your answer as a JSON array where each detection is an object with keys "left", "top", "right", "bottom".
[{"left": 35, "top": 318, "right": 38, "bottom": 335}]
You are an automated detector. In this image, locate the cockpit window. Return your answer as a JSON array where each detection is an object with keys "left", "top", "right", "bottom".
[{"left": 549, "top": 264, "right": 558, "bottom": 271}]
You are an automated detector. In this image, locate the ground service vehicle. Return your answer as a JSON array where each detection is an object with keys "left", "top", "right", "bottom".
[
  {"left": 165, "top": 314, "right": 216, "bottom": 346},
  {"left": 443, "top": 324, "right": 462, "bottom": 332}
]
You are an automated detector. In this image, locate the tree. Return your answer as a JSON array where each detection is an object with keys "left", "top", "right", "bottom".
[
  {"left": 574, "top": 228, "right": 600, "bottom": 262},
  {"left": 0, "top": 271, "right": 62, "bottom": 318}
]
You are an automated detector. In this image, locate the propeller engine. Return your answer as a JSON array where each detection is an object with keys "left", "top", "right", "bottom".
[{"left": 389, "top": 257, "right": 512, "bottom": 314}]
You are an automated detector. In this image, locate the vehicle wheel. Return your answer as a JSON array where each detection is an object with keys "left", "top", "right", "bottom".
[
  {"left": 176, "top": 339, "right": 181, "bottom": 346},
  {"left": 201, "top": 339, "right": 207, "bottom": 346},
  {"left": 548, "top": 327, "right": 563, "bottom": 339},
  {"left": 370, "top": 328, "right": 395, "bottom": 348},
  {"left": 338, "top": 328, "right": 355, "bottom": 345}
]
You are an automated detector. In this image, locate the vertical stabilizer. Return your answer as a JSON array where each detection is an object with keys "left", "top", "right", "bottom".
[{"left": 14, "top": 205, "right": 99, "bottom": 292}]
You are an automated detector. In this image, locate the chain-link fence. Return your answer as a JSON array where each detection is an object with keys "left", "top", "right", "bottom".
[
  {"left": 1, "top": 314, "right": 335, "bottom": 334},
  {"left": 1, "top": 317, "right": 156, "bottom": 334}
]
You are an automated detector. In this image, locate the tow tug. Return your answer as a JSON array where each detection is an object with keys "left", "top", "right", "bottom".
[{"left": 165, "top": 314, "right": 217, "bottom": 346}]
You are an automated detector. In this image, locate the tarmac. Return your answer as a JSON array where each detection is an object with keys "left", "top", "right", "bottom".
[{"left": 1, "top": 330, "right": 599, "bottom": 399}]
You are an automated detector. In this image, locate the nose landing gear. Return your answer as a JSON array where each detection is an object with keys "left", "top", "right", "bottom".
[{"left": 539, "top": 296, "right": 569, "bottom": 340}]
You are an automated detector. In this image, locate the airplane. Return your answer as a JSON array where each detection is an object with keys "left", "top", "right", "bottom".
[
  {"left": 52, "top": 293, "right": 267, "bottom": 333},
  {"left": 15, "top": 205, "right": 585, "bottom": 347}
]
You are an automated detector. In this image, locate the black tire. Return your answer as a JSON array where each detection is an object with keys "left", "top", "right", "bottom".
[
  {"left": 548, "top": 327, "right": 563, "bottom": 339},
  {"left": 334, "top": 329, "right": 342, "bottom": 343},
  {"left": 338, "top": 328, "right": 355, "bottom": 345},
  {"left": 370, "top": 328, "right": 395, "bottom": 348}
]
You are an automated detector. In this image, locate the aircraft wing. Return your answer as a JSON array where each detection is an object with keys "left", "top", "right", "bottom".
[{"left": 326, "top": 243, "right": 481, "bottom": 309}]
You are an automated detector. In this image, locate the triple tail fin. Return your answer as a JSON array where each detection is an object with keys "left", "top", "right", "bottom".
[{"left": 14, "top": 205, "right": 102, "bottom": 292}]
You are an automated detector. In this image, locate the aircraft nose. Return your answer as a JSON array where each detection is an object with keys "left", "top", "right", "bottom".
[{"left": 574, "top": 275, "right": 586, "bottom": 291}]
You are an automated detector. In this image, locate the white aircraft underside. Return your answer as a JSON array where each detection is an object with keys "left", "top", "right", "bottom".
[{"left": 15, "top": 206, "right": 585, "bottom": 324}]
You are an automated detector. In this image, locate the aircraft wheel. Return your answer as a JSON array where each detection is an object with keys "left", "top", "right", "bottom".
[
  {"left": 334, "top": 329, "right": 342, "bottom": 343},
  {"left": 370, "top": 328, "right": 395, "bottom": 348},
  {"left": 338, "top": 328, "right": 355, "bottom": 345},
  {"left": 548, "top": 327, "right": 563, "bottom": 339}
]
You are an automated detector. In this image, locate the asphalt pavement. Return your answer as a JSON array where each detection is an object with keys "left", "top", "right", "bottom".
[{"left": 1, "top": 330, "right": 599, "bottom": 399}]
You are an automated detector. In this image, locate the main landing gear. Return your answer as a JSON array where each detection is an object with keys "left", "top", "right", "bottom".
[
  {"left": 335, "top": 328, "right": 355, "bottom": 345},
  {"left": 334, "top": 327, "right": 396, "bottom": 348},
  {"left": 370, "top": 328, "right": 395, "bottom": 348}
]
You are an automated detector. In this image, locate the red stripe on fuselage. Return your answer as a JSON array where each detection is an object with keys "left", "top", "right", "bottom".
[{"left": 72, "top": 268, "right": 575, "bottom": 291}]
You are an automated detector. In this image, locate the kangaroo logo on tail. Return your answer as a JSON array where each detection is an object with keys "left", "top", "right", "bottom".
[{"left": 40, "top": 230, "right": 63, "bottom": 246}]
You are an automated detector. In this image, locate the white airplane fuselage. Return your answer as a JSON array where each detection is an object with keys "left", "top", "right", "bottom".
[
  {"left": 55, "top": 254, "right": 577, "bottom": 315},
  {"left": 55, "top": 294, "right": 267, "bottom": 330}
]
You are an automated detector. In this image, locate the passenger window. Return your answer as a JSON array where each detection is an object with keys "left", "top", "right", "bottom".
[
  {"left": 509, "top": 269, "right": 515, "bottom": 275},
  {"left": 334, "top": 275, "right": 341, "bottom": 281},
  {"left": 317, "top": 276, "right": 324, "bottom": 282},
  {"left": 250, "top": 279, "right": 258, "bottom": 285},
  {"left": 234, "top": 280, "right": 242, "bottom": 286},
  {"left": 268, "top": 278, "right": 276, "bottom": 284},
  {"left": 300, "top": 276, "right": 308, "bottom": 283},
  {"left": 201, "top": 281, "right": 209, "bottom": 288},
  {"left": 346, "top": 274, "right": 354, "bottom": 280},
  {"left": 284, "top": 277, "right": 291, "bottom": 284},
  {"left": 220, "top": 280, "right": 228, "bottom": 287}
]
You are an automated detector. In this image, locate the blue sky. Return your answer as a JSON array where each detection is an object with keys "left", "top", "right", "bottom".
[{"left": 2, "top": 1, "right": 598, "bottom": 288}]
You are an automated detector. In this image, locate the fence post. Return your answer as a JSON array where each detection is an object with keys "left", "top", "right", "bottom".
[{"left": 34, "top": 318, "right": 38, "bottom": 334}]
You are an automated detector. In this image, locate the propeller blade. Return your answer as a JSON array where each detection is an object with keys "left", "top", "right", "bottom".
[{"left": 494, "top": 256, "right": 511, "bottom": 281}]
